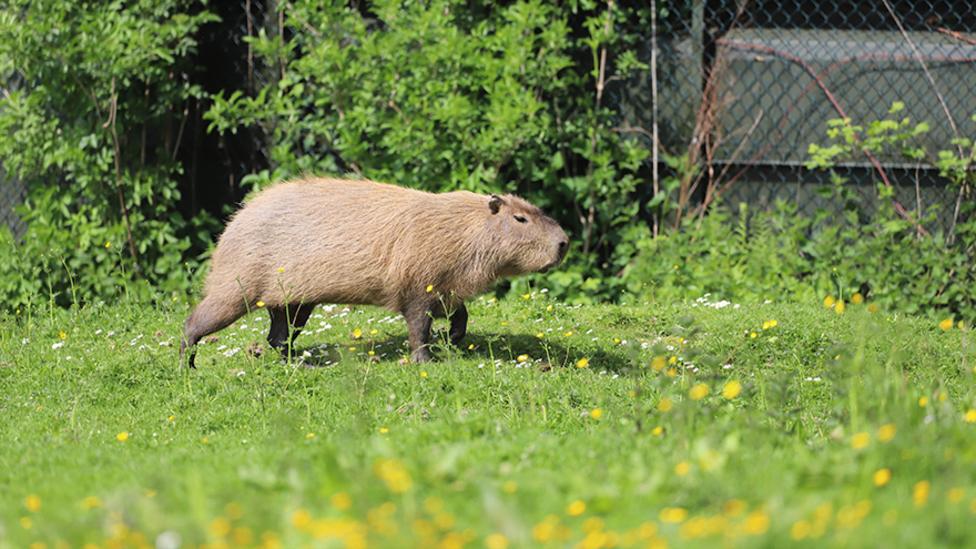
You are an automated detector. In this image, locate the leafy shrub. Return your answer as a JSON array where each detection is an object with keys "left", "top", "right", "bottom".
[{"left": 0, "top": 0, "right": 217, "bottom": 307}]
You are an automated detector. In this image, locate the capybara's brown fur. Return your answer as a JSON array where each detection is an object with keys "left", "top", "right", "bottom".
[{"left": 181, "top": 177, "right": 569, "bottom": 366}]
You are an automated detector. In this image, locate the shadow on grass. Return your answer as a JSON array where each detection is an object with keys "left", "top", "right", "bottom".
[{"left": 290, "top": 330, "right": 635, "bottom": 373}]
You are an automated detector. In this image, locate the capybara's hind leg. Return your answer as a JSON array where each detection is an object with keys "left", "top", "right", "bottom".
[
  {"left": 449, "top": 304, "right": 468, "bottom": 346},
  {"left": 181, "top": 296, "right": 245, "bottom": 368},
  {"left": 267, "top": 303, "right": 315, "bottom": 356}
]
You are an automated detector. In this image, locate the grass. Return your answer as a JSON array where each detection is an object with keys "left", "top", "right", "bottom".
[{"left": 1, "top": 293, "right": 975, "bottom": 548}]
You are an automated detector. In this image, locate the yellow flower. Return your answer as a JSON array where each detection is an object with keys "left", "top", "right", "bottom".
[
  {"left": 277, "top": 267, "right": 285, "bottom": 274},
  {"left": 536, "top": 332, "right": 545, "bottom": 339},
  {"left": 659, "top": 507, "right": 688, "bottom": 523},
  {"left": 502, "top": 480, "right": 518, "bottom": 494},
  {"left": 913, "top": 480, "right": 930, "bottom": 507},
  {"left": 851, "top": 432, "right": 870, "bottom": 450},
  {"left": 521, "top": 293, "right": 532, "bottom": 300},
  {"left": 651, "top": 426, "right": 664, "bottom": 437},
  {"left": 689, "top": 383, "right": 709, "bottom": 401},
  {"left": 742, "top": 511, "right": 770, "bottom": 535},
  {"left": 851, "top": 292, "right": 864, "bottom": 305},
  {"left": 564, "top": 331, "right": 574, "bottom": 337},
  {"left": 823, "top": 295, "right": 836, "bottom": 308},
  {"left": 835, "top": 300, "right": 846, "bottom": 314},
  {"left": 256, "top": 300, "right": 265, "bottom": 308},
  {"left": 20, "top": 516, "right": 32, "bottom": 530},
  {"left": 665, "top": 367, "right": 678, "bottom": 378},
  {"left": 873, "top": 468, "right": 892, "bottom": 487},
  {"left": 651, "top": 356, "right": 666, "bottom": 371},
  {"left": 867, "top": 303, "right": 880, "bottom": 313},
  {"left": 567, "top": 500, "right": 586, "bottom": 516},
  {"left": 373, "top": 458, "right": 413, "bottom": 493},
  {"left": 352, "top": 328, "right": 362, "bottom": 339},
  {"left": 104, "top": 241, "right": 112, "bottom": 249},
  {"left": 370, "top": 329, "right": 378, "bottom": 335},
  {"left": 918, "top": 396, "right": 929, "bottom": 408},
  {"left": 964, "top": 409, "right": 976, "bottom": 423},
  {"left": 305, "top": 432, "right": 316, "bottom": 439},
  {"left": 657, "top": 397, "right": 673, "bottom": 412},
  {"left": 425, "top": 284, "right": 434, "bottom": 293},
  {"left": 674, "top": 461, "right": 691, "bottom": 476},
  {"left": 576, "top": 358, "right": 590, "bottom": 369},
  {"left": 331, "top": 492, "right": 352, "bottom": 511},
  {"left": 81, "top": 496, "right": 102, "bottom": 510},
  {"left": 939, "top": 317, "right": 954, "bottom": 331},
  {"left": 762, "top": 319, "right": 778, "bottom": 330},
  {"left": 291, "top": 509, "right": 312, "bottom": 529},
  {"left": 668, "top": 355, "right": 678, "bottom": 365},
  {"left": 378, "top": 426, "right": 389, "bottom": 434},
  {"left": 516, "top": 354, "right": 529, "bottom": 363},
  {"left": 546, "top": 304, "right": 554, "bottom": 312},
  {"left": 116, "top": 431, "right": 130, "bottom": 443},
  {"left": 24, "top": 495, "right": 41, "bottom": 512},
  {"left": 878, "top": 423, "right": 896, "bottom": 442},
  {"left": 722, "top": 380, "right": 742, "bottom": 399},
  {"left": 612, "top": 337, "right": 622, "bottom": 345},
  {"left": 486, "top": 533, "right": 509, "bottom": 549},
  {"left": 58, "top": 330, "right": 67, "bottom": 340},
  {"left": 589, "top": 408, "right": 603, "bottom": 420},
  {"left": 210, "top": 517, "right": 231, "bottom": 537},
  {"left": 419, "top": 371, "right": 428, "bottom": 378},
  {"left": 791, "top": 520, "right": 812, "bottom": 540},
  {"left": 749, "top": 331, "right": 758, "bottom": 339}
]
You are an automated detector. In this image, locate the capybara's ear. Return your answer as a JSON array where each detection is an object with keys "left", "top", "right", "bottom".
[{"left": 489, "top": 195, "right": 505, "bottom": 214}]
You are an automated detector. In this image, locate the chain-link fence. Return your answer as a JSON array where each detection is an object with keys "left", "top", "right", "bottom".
[{"left": 615, "top": 0, "right": 976, "bottom": 230}]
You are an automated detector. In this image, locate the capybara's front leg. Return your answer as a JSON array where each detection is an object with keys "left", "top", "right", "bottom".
[
  {"left": 404, "top": 304, "right": 434, "bottom": 363},
  {"left": 449, "top": 304, "right": 468, "bottom": 346}
]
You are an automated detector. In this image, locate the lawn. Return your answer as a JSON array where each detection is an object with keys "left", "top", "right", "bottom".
[{"left": 1, "top": 294, "right": 974, "bottom": 548}]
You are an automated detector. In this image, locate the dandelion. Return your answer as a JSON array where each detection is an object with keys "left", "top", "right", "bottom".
[
  {"left": 689, "top": 383, "right": 709, "bottom": 401},
  {"left": 277, "top": 267, "right": 285, "bottom": 274},
  {"left": 256, "top": 300, "right": 265, "bottom": 308},
  {"left": 722, "top": 380, "right": 742, "bottom": 399},
  {"left": 612, "top": 337, "right": 622, "bottom": 345},
  {"left": 761, "top": 319, "right": 778, "bottom": 330},
  {"left": 665, "top": 367, "right": 678, "bottom": 378},
  {"left": 668, "top": 356, "right": 678, "bottom": 365},
  {"left": 874, "top": 468, "right": 892, "bottom": 487},
  {"left": 305, "top": 432, "right": 316, "bottom": 440},
  {"left": 823, "top": 296, "right": 836, "bottom": 308},
  {"left": 104, "top": 241, "right": 112, "bottom": 249},
  {"left": 651, "top": 426, "right": 664, "bottom": 437},
  {"left": 913, "top": 480, "right": 930, "bottom": 507},
  {"left": 292, "top": 509, "right": 312, "bottom": 529},
  {"left": 674, "top": 461, "right": 691, "bottom": 476},
  {"left": 564, "top": 331, "right": 574, "bottom": 337},
  {"left": 659, "top": 507, "right": 688, "bottom": 523},
  {"left": 851, "top": 432, "right": 870, "bottom": 450},
  {"left": 211, "top": 517, "right": 231, "bottom": 537},
  {"left": 964, "top": 409, "right": 976, "bottom": 423},
  {"left": 657, "top": 398, "right": 673, "bottom": 412},
  {"left": 791, "top": 520, "right": 812, "bottom": 540},
  {"left": 116, "top": 431, "right": 130, "bottom": 443},
  {"left": 742, "top": 511, "right": 770, "bottom": 535},
  {"left": 419, "top": 371, "right": 428, "bottom": 378},
  {"left": 567, "top": 500, "right": 586, "bottom": 516},
  {"left": 379, "top": 426, "right": 389, "bottom": 434},
  {"left": 918, "top": 396, "right": 929, "bottom": 408},
  {"left": 24, "top": 495, "right": 40, "bottom": 512},
  {"left": 20, "top": 516, "right": 32, "bottom": 530},
  {"left": 749, "top": 331, "right": 758, "bottom": 339},
  {"left": 502, "top": 480, "right": 518, "bottom": 494},
  {"left": 576, "top": 358, "right": 590, "bottom": 369},
  {"left": 81, "top": 496, "right": 102, "bottom": 510},
  {"left": 536, "top": 332, "right": 545, "bottom": 339},
  {"left": 878, "top": 423, "right": 896, "bottom": 442},
  {"left": 546, "top": 305, "right": 554, "bottom": 312},
  {"left": 835, "top": 300, "right": 846, "bottom": 314},
  {"left": 516, "top": 354, "right": 529, "bottom": 363},
  {"left": 59, "top": 330, "right": 67, "bottom": 340},
  {"left": 373, "top": 458, "right": 413, "bottom": 493},
  {"left": 521, "top": 293, "right": 531, "bottom": 300},
  {"left": 425, "top": 284, "right": 434, "bottom": 293},
  {"left": 939, "top": 318, "right": 954, "bottom": 331},
  {"left": 331, "top": 492, "right": 352, "bottom": 511},
  {"left": 851, "top": 292, "right": 864, "bottom": 305},
  {"left": 485, "top": 533, "right": 509, "bottom": 549},
  {"left": 467, "top": 343, "right": 475, "bottom": 350},
  {"left": 352, "top": 328, "right": 363, "bottom": 339},
  {"left": 651, "top": 356, "right": 666, "bottom": 371},
  {"left": 867, "top": 303, "right": 880, "bottom": 314},
  {"left": 589, "top": 408, "right": 603, "bottom": 420}
]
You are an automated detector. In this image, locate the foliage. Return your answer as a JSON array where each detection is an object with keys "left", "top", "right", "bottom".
[
  {"left": 204, "top": 0, "right": 653, "bottom": 302},
  {"left": 625, "top": 104, "right": 976, "bottom": 321},
  {"left": 3, "top": 297, "right": 976, "bottom": 546},
  {"left": 0, "top": 0, "right": 217, "bottom": 307}
]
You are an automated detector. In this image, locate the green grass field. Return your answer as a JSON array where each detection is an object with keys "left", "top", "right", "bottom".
[{"left": 2, "top": 294, "right": 975, "bottom": 548}]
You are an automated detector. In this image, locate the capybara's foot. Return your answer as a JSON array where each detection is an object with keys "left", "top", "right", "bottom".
[{"left": 411, "top": 347, "right": 433, "bottom": 363}]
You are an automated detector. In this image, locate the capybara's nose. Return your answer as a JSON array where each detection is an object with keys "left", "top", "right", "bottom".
[{"left": 558, "top": 240, "right": 568, "bottom": 257}]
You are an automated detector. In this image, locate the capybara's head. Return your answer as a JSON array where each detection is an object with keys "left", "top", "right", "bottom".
[{"left": 486, "top": 194, "right": 569, "bottom": 275}]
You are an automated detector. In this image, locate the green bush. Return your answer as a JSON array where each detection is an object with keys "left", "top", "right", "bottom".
[{"left": 0, "top": 0, "right": 217, "bottom": 307}]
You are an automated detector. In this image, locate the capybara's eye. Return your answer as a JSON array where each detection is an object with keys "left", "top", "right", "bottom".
[{"left": 514, "top": 215, "right": 527, "bottom": 223}]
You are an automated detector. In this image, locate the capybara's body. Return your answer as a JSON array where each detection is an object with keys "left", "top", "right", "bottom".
[{"left": 181, "top": 178, "right": 569, "bottom": 366}]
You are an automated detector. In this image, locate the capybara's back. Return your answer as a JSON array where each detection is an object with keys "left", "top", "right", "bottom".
[{"left": 181, "top": 177, "right": 569, "bottom": 366}]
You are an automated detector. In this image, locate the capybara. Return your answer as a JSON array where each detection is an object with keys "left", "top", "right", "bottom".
[{"left": 180, "top": 177, "right": 569, "bottom": 366}]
